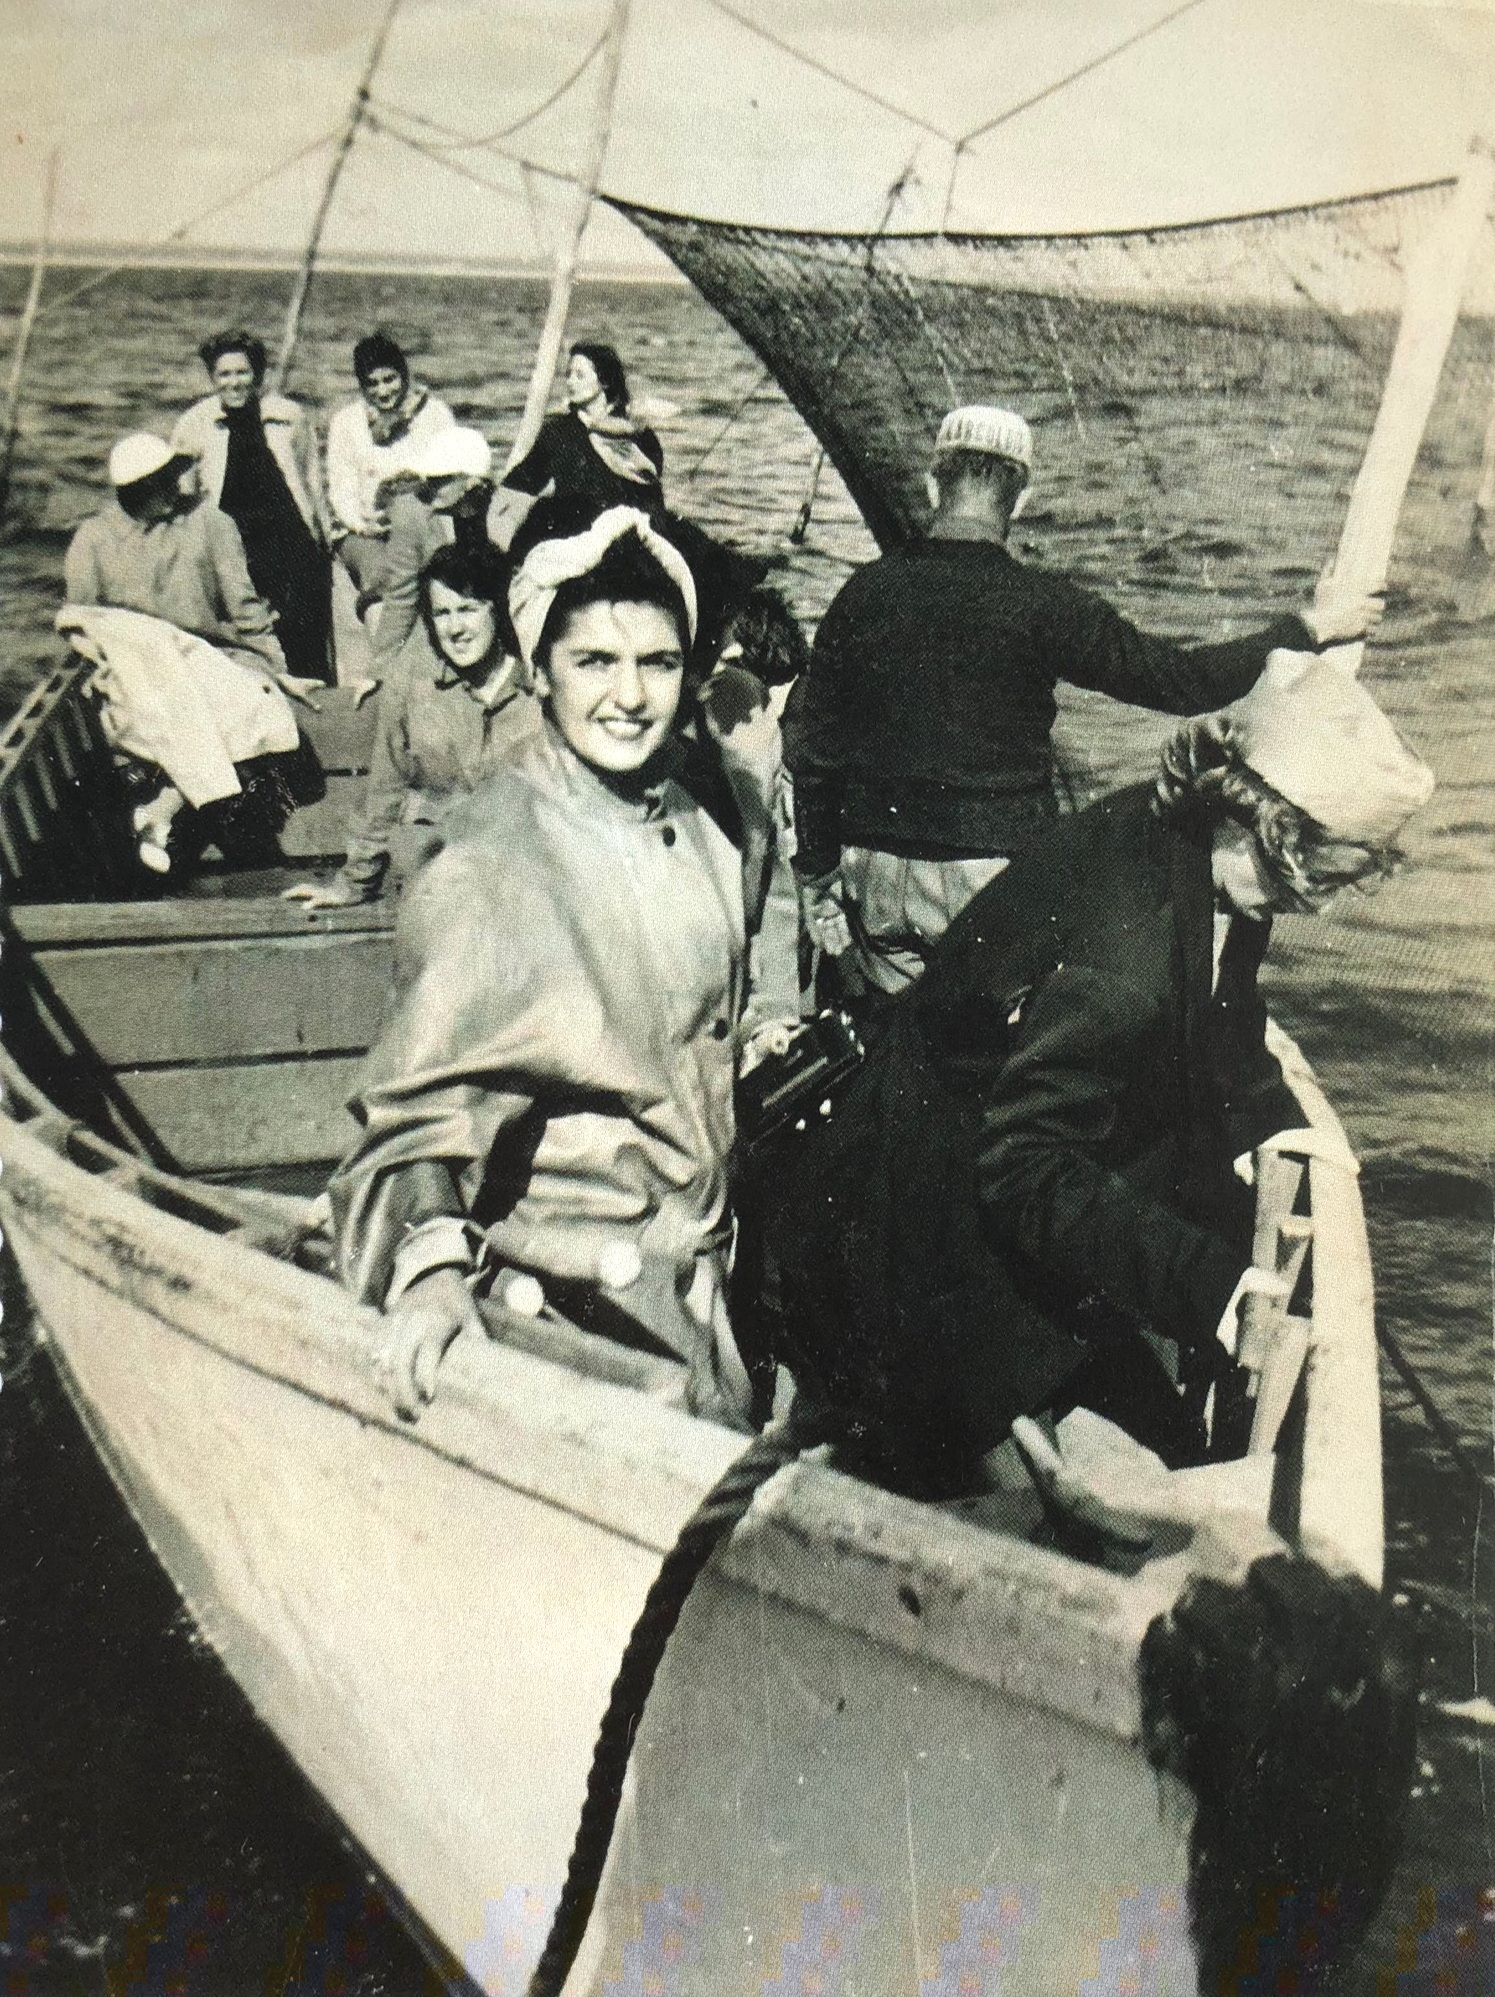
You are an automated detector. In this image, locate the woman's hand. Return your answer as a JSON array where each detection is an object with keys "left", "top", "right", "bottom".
[
  {"left": 1300, "top": 571, "right": 1386, "bottom": 649},
  {"left": 275, "top": 672, "right": 325, "bottom": 709},
  {"left": 374, "top": 1266, "right": 485, "bottom": 1420}
]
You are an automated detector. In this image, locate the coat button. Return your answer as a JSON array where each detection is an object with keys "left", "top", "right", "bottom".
[
  {"left": 711, "top": 1018, "right": 729, "bottom": 1039},
  {"left": 660, "top": 824, "right": 677, "bottom": 846}
]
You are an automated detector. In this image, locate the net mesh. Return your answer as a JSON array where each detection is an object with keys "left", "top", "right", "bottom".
[{"left": 611, "top": 181, "right": 1494, "bottom": 639}]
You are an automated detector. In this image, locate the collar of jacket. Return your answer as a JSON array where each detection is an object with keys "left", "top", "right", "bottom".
[
  {"left": 212, "top": 392, "right": 299, "bottom": 428},
  {"left": 533, "top": 714, "right": 687, "bottom": 825},
  {"left": 432, "top": 651, "right": 524, "bottom": 711}
]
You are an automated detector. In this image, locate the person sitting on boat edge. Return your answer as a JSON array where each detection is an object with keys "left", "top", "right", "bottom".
[
  {"left": 501, "top": 341, "right": 664, "bottom": 527},
  {"left": 63, "top": 431, "right": 321, "bottom": 869},
  {"left": 328, "top": 506, "right": 780, "bottom": 1428},
  {"left": 325, "top": 330, "right": 456, "bottom": 613},
  {"left": 371, "top": 426, "right": 502, "bottom": 670},
  {"left": 171, "top": 328, "right": 334, "bottom": 682},
  {"left": 283, "top": 540, "right": 539, "bottom": 909},
  {"left": 790, "top": 403, "right": 1386, "bottom": 1011},
  {"left": 765, "top": 654, "right": 1434, "bottom": 1494}
]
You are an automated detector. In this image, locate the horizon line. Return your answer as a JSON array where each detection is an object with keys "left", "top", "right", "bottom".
[{"left": 0, "top": 242, "right": 687, "bottom": 284}]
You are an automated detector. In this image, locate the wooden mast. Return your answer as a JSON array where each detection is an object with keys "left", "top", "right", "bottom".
[
  {"left": 504, "top": 0, "right": 633, "bottom": 473},
  {"left": 1326, "top": 134, "right": 1495, "bottom": 674},
  {"left": 272, "top": 0, "right": 403, "bottom": 395},
  {"left": 0, "top": 146, "right": 61, "bottom": 522}
]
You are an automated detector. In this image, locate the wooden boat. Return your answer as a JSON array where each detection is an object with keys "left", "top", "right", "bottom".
[
  {"left": 0, "top": 638, "right": 1386, "bottom": 1997},
  {"left": 2, "top": 32, "right": 1481, "bottom": 1992}
]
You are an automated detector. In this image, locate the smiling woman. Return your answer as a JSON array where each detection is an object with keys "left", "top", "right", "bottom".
[
  {"left": 169, "top": 328, "right": 334, "bottom": 680},
  {"left": 328, "top": 506, "right": 780, "bottom": 1426}
]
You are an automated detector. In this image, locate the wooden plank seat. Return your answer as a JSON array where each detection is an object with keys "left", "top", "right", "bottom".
[{"left": 5, "top": 892, "right": 395, "bottom": 1174}]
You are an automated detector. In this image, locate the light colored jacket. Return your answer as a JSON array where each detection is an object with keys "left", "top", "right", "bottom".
[
  {"left": 64, "top": 499, "right": 286, "bottom": 674},
  {"left": 330, "top": 722, "right": 764, "bottom": 1378},
  {"left": 325, "top": 386, "right": 455, "bottom": 538},
  {"left": 171, "top": 392, "right": 327, "bottom": 542}
]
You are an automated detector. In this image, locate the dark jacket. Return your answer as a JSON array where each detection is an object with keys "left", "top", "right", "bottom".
[
  {"left": 769, "top": 785, "right": 1300, "bottom": 1472},
  {"left": 502, "top": 410, "right": 664, "bottom": 513},
  {"left": 789, "top": 536, "right": 1312, "bottom": 876}
]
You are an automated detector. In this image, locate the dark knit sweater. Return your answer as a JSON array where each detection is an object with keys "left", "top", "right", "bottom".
[{"left": 789, "top": 536, "right": 1311, "bottom": 878}]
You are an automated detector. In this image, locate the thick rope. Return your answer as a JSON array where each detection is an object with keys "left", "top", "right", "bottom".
[{"left": 526, "top": 1404, "right": 829, "bottom": 1997}]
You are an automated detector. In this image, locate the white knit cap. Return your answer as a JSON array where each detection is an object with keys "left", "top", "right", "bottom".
[
  {"left": 934, "top": 405, "right": 1033, "bottom": 470},
  {"left": 407, "top": 425, "right": 493, "bottom": 481},
  {"left": 508, "top": 505, "right": 699, "bottom": 669},
  {"left": 1233, "top": 650, "right": 1435, "bottom": 846},
  {"left": 108, "top": 432, "right": 184, "bottom": 488}
]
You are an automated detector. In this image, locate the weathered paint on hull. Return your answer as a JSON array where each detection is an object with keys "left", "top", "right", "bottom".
[{"left": 0, "top": 1111, "right": 1200, "bottom": 1993}]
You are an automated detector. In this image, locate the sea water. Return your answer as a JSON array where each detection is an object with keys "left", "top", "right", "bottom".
[{"left": 0, "top": 265, "right": 1489, "bottom": 1991}]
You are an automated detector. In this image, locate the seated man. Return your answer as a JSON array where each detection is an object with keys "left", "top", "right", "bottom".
[
  {"left": 63, "top": 431, "right": 315, "bottom": 869},
  {"left": 766, "top": 653, "right": 1434, "bottom": 1492}
]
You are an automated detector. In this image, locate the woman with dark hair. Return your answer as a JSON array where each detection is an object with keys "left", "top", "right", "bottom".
[
  {"left": 171, "top": 328, "right": 333, "bottom": 680},
  {"left": 284, "top": 537, "right": 536, "bottom": 908},
  {"left": 329, "top": 506, "right": 778, "bottom": 1427},
  {"left": 501, "top": 340, "right": 664, "bottom": 516},
  {"left": 325, "top": 331, "right": 455, "bottom": 603}
]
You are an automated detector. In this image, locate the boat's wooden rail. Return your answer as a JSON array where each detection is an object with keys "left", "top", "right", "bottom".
[{"left": 0, "top": 657, "right": 136, "bottom": 901}]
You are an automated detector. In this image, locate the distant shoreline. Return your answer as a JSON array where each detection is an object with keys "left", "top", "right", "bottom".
[{"left": 0, "top": 244, "right": 686, "bottom": 285}]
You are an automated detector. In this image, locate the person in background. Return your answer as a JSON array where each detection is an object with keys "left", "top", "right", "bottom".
[
  {"left": 767, "top": 655, "right": 1434, "bottom": 1494},
  {"left": 330, "top": 507, "right": 777, "bottom": 1428},
  {"left": 65, "top": 432, "right": 286, "bottom": 675},
  {"left": 171, "top": 329, "right": 334, "bottom": 681},
  {"left": 501, "top": 341, "right": 664, "bottom": 520},
  {"left": 283, "top": 541, "right": 537, "bottom": 909},
  {"left": 372, "top": 426, "right": 499, "bottom": 670},
  {"left": 325, "top": 331, "right": 456, "bottom": 609},
  {"left": 790, "top": 404, "right": 1385, "bottom": 1009}
]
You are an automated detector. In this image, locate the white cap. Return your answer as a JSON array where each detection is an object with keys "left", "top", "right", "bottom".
[
  {"left": 407, "top": 425, "right": 493, "bottom": 482},
  {"left": 1233, "top": 650, "right": 1435, "bottom": 846},
  {"left": 108, "top": 432, "right": 184, "bottom": 489},
  {"left": 934, "top": 405, "right": 1033, "bottom": 470}
]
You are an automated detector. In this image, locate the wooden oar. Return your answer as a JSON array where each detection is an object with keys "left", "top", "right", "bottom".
[{"left": 1324, "top": 134, "right": 1495, "bottom": 673}]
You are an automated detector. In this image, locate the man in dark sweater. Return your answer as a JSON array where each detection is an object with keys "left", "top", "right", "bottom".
[{"left": 788, "top": 404, "right": 1384, "bottom": 999}]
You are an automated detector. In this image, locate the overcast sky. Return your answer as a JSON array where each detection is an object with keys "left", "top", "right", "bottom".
[{"left": 4, "top": 0, "right": 1495, "bottom": 265}]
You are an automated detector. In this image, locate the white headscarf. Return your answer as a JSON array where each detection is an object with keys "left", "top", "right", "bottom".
[{"left": 507, "top": 505, "right": 698, "bottom": 670}]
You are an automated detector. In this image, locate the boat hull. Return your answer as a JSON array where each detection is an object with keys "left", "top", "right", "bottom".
[{"left": 0, "top": 1109, "right": 1203, "bottom": 1994}]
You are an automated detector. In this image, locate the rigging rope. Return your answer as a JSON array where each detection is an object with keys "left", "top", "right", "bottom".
[
  {"left": 369, "top": 96, "right": 597, "bottom": 194},
  {"left": 33, "top": 126, "right": 342, "bottom": 321},
  {"left": 705, "top": 0, "right": 956, "bottom": 144},
  {"left": 525, "top": 1404, "right": 832, "bottom": 1997},
  {"left": 363, "top": 112, "right": 532, "bottom": 209},
  {"left": 381, "top": 25, "right": 612, "bottom": 151},
  {"left": 956, "top": 0, "right": 1213, "bottom": 146}
]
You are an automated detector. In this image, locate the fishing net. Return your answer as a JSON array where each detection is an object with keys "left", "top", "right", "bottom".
[{"left": 611, "top": 182, "right": 1495, "bottom": 634}]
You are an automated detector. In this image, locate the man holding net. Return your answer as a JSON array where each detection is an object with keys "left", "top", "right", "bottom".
[{"left": 788, "top": 404, "right": 1384, "bottom": 1006}]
